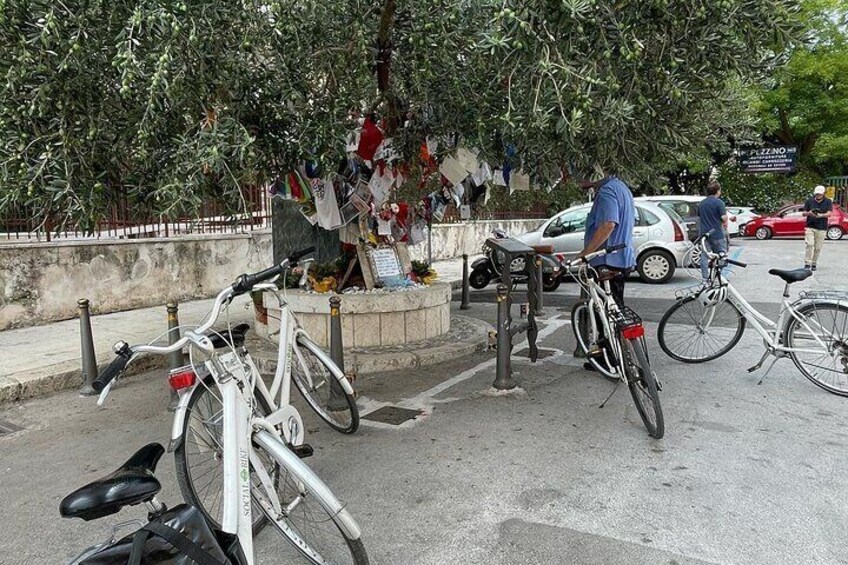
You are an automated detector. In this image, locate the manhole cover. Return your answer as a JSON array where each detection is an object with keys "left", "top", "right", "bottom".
[
  {"left": 0, "top": 420, "right": 23, "bottom": 436},
  {"left": 362, "top": 406, "right": 423, "bottom": 426},
  {"left": 514, "top": 348, "right": 557, "bottom": 359}
]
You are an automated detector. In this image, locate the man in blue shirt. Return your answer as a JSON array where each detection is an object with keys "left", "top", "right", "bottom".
[
  {"left": 578, "top": 174, "right": 637, "bottom": 305},
  {"left": 698, "top": 181, "right": 728, "bottom": 281}
]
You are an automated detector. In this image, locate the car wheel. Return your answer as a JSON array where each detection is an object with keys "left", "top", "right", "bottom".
[
  {"left": 542, "top": 274, "right": 561, "bottom": 292},
  {"left": 688, "top": 246, "right": 701, "bottom": 269},
  {"left": 826, "top": 226, "right": 844, "bottom": 241},
  {"left": 469, "top": 268, "right": 491, "bottom": 289},
  {"left": 637, "top": 250, "right": 675, "bottom": 284},
  {"left": 738, "top": 223, "right": 747, "bottom": 236},
  {"left": 755, "top": 226, "right": 772, "bottom": 240}
]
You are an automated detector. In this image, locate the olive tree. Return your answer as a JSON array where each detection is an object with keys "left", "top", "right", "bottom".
[{"left": 0, "top": 0, "right": 803, "bottom": 231}]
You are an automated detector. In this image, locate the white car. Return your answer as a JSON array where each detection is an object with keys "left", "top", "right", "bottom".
[
  {"left": 515, "top": 201, "right": 693, "bottom": 284},
  {"left": 726, "top": 206, "right": 761, "bottom": 237}
]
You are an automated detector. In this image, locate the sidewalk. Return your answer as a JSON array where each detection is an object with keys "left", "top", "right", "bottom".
[{"left": 0, "top": 256, "right": 470, "bottom": 404}]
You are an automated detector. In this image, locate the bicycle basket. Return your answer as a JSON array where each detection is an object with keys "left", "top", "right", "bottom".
[{"left": 81, "top": 504, "right": 239, "bottom": 565}]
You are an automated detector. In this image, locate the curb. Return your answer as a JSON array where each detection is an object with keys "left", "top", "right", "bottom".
[{"left": 0, "top": 356, "right": 167, "bottom": 405}]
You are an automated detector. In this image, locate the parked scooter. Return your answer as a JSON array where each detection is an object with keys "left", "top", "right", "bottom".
[{"left": 470, "top": 229, "right": 562, "bottom": 291}]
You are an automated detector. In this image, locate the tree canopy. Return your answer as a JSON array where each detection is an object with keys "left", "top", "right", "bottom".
[
  {"left": 755, "top": 0, "right": 848, "bottom": 175},
  {"left": 0, "top": 0, "right": 805, "bottom": 230}
]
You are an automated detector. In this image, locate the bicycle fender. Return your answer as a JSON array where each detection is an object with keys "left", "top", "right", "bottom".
[
  {"left": 168, "top": 380, "right": 203, "bottom": 452},
  {"left": 293, "top": 331, "right": 355, "bottom": 395},
  {"left": 252, "top": 430, "right": 363, "bottom": 540}
]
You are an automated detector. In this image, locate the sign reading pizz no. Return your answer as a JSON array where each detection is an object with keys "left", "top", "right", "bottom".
[{"left": 738, "top": 146, "right": 798, "bottom": 173}]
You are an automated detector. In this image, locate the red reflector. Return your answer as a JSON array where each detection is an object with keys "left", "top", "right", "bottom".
[
  {"left": 621, "top": 324, "right": 645, "bottom": 340},
  {"left": 673, "top": 221, "right": 684, "bottom": 242},
  {"left": 169, "top": 369, "right": 196, "bottom": 390}
]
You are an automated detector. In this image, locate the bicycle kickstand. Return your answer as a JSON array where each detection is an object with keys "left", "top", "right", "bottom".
[{"left": 747, "top": 350, "right": 781, "bottom": 385}]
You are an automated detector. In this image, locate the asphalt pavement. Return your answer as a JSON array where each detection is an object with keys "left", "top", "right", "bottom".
[{"left": 1, "top": 238, "right": 847, "bottom": 564}]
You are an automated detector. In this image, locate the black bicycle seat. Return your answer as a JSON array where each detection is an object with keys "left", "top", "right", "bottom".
[
  {"left": 208, "top": 323, "right": 251, "bottom": 349},
  {"left": 768, "top": 268, "right": 813, "bottom": 284},
  {"left": 60, "top": 443, "right": 164, "bottom": 521}
]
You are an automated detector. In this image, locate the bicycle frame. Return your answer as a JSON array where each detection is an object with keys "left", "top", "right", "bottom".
[
  {"left": 574, "top": 265, "right": 627, "bottom": 376},
  {"left": 702, "top": 277, "right": 833, "bottom": 356}
]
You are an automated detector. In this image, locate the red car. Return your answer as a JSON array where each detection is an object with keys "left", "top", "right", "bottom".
[{"left": 744, "top": 203, "right": 847, "bottom": 241}]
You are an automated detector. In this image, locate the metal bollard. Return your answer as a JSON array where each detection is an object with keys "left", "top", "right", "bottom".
[
  {"left": 573, "top": 285, "right": 588, "bottom": 358},
  {"left": 535, "top": 256, "right": 544, "bottom": 315},
  {"left": 493, "top": 284, "right": 516, "bottom": 390},
  {"left": 78, "top": 299, "right": 98, "bottom": 396},
  {"left": 328, "top": 296, "right": 348, "bottom": 410},
  {"left": 166, "top": 302, "right": 183, "bottom": 411},
  {"left": 460, "top": 253, "right": 471, "bottom": 310}
]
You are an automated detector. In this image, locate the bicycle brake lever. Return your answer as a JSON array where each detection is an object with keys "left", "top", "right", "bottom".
[{"left": 96, "top": 379, "right": 115, "bottom": 406}]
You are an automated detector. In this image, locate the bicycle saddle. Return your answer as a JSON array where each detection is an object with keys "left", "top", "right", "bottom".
[
  {"left": 768, "top": 268, "right": 813, "bottom": 284},
  {"left": 60, "top": 443, "right": 164, "bottom": 521},
  {"left": 208, "top": 323, "right": 250, "bottom": 349}
]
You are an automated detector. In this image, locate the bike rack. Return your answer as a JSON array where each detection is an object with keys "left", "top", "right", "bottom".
[{"left": 486, "top": 237, "right": 540, "bottom": 390}]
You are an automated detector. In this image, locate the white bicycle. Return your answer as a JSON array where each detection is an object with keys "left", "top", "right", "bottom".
[
  {"left": 91, "top": 247, "right": 368, "bottom": 564},
  {"left": 658, "top": 230, "right": 848, "bottom": 397},
  {"left": 567, "top": 245, "right": 665, "bottom": 439}
]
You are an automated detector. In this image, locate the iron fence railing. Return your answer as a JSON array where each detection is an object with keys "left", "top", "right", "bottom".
[{"left": 1, "top": 187, "right": 272, "bottom": 242}]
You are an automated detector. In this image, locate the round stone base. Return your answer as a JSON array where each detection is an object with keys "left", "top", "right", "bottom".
[
  {"left": 247, "top": 315, "right": 491, "bottom": 376},
  {"left": 257, "top": 283, "right": 452, "bottom": 348}
]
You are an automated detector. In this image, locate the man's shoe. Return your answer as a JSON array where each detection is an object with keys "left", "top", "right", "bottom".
[
  {"left": 811, "top": 265, "right": 817, "bottom": 272},
  {"left": 804, "top": 264, "right": 811, "bottom": 270},
  {"left": 583, "top": 362, "right": 597, "bottom": 372}
]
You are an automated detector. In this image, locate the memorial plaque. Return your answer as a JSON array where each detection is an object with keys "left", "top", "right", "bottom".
[{"left": 356, "top": 243, "right": 413, "bottom": 289}]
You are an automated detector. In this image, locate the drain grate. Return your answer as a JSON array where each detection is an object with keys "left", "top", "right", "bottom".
[
  {"left": 0, "top": 420, "right": 23, "bottom": 436},
  {"left": 362, "top": 406, "right": 423, "bottom": 426},
  {"left": 514, "top": 348, "right": 557, "bottom": 359}
]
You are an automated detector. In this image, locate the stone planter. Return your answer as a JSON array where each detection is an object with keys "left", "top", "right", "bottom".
[{"left": 257, "top": 283, "right": 452, "bottom": 348}]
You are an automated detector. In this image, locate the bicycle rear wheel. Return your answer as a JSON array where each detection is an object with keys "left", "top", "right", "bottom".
[
  {"left": 293, "top": 335, "right": 359, "bottom": 434},
  {"left": 621, "top": 337, "right": 665, "bottom": 438},
  {"left": 251, "top": 430, "right": 369, "bottom": 565},
  {"left": 658, "top": 295, "right": 746, "bottom": 363},
  {"left": 570, "top": 300, "right": 619, "bottom": 382},
  {"left": 175, "top": 377, "right": 268, "bottom": 534},
  {"left": 785, "top": 302, "right": 848, "bottom": 397}
]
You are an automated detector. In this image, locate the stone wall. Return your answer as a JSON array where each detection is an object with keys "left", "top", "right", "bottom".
[
  {"left": 0, "top": 232, "right": 273, "bottom": 331},
  {"left": 407, "top": 219, "right": 541, "bottom": 262},
  {"left": 0, "top": 219, "right": 541, "bottom": 330}
]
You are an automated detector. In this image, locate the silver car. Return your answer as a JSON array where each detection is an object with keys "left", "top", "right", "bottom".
[{"left": 515, "top": 200, "right": 693, "bottom": 284}]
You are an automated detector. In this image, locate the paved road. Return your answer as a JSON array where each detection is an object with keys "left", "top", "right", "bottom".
[{"left": 1, "top": 238, "right": 847, "bottom": 564}]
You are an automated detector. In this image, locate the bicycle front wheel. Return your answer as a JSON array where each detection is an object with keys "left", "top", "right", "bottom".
[
  {"left": 251, "top": 431, "right": 369, "bottom": 565},
  {"left": 292, "top": 335, "right": 359, "bottom": 434},
  {"left": 785, "top": 302, "right": 848, "bottom": 397},
  {"left": 570, "top": 300, "right": 619, "bottom": 382},
  {"left": 658, "top": 295, "right": 746, "bottom": 363},
  {"left": 621, "top": 337, "right": 665, "bottom": 439},
  {"left": 175, "top": 378, "right": 268, "bottom": 534}
]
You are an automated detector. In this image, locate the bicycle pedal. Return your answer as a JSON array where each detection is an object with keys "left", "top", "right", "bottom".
[
  {"left": 289, "top": 443, "right": 314, "bottom": 459},
  {"left": 587, "top": 345, "right": 604, "bottom": 359}
]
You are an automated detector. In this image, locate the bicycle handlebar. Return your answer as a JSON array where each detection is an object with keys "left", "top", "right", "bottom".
[
  {"left": 232, "top": 246, "right": 316, "bottom": 297},
  {"left": 92, "top": 246, "right": 317, "bottom": 395},
  {"left": 92, "top": 342, "right": 132, "bottom": 392},
  {"left": 726, "top": 258, "right": 747, "bottom": 268},
  {"left": 563, "top": 244, "right": 627, "bottom": 268}
]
